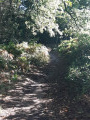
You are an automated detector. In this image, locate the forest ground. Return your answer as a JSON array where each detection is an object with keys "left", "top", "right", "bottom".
[{"left": 0, "top": 48, "right": 90, "bottom": 120}]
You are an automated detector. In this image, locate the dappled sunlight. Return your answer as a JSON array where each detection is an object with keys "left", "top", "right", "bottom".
[
  {"left": 0, "top": 0, "right": 90, "bottom": 119},
  {"left": 0, "top": 46, "right": 90, "bottom": 120},
  {"left": 0, "top": 74, "right": 54, "bottom": 120}
]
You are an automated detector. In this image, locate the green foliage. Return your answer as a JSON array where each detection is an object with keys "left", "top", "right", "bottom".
[
  {"left": 17, "top": 42, "right": 50, "bottom": 67},
  {"left": 18, "top": 56, "right": 27, "bottom": 62},
  {"left": 17, "top": 56, "right": 29, "bottom": 72},
  {"left": 0, "top": 42, "right": 50, "bottom": 73},
  {"left": 67, "top": 63, "right": 90, "bottom": 96},
  {"left": 58, "top": 38, "right": 79, "bottom": 58},
  {"left": 0, "top": 0, "right": 89, "bottom": 44},
  {"left": 5, "top": 42, "right": 22, "bottom": 57},
  {"left": 77, "top": 0, "right": 90, "bottom": 8},
  {"left": 0, "top": 57, "right": 7, "bottom": 69},
  {"left": 58, "top": 34, "right": 90, "bottom": 97},
  {"left": 30, "top": 52, "right": 49, "bottom": 66},
  {"left": 0, "top": 56, "right": 15, "bottom": 71},
  {"left": 11, "top": 73, "right": 18, "bottom": 82},
  {"left": 28, "top": 44, "right": 50, "bottom": 66}
]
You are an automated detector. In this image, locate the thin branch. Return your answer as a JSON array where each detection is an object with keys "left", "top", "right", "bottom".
[{"left": 63, "top": 1, "right": 77, "bottom": 25}]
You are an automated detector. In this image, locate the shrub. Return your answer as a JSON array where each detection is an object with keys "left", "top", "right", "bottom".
[
  {"left": 58, "top": 38, "right": 79, "bottom": 58},
  {"left": 17, "top": 42, "right": 50, "bottom": 66},
  {"left": 30, "top": 45, "right": 50, "bottom": 65},
  {"left": 5, "top": 42, "right": 22, "bottom": 57},
  {"left": 67, "top": 62, "right": 90, "bottom": 97},
  {"left": 0, "top": 42, "right": 50, "bottom": 72},
  {"left": 0, "top": 57, "right": 7, "bottom": 69},
  {"left": 58, "top": 34, "right": 90, "bottom": 97},
  {"left": 0, "top": 49, "right": 14, "bottom": 70},
  {"left": 16, "top": 42, "right": 30, "bottom": 51},
  {"left": 16, "top": 56, "right": 30, "bottom": 72}
]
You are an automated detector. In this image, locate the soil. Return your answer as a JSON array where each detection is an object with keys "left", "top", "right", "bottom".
[{"left": 0, "top": 49, "right": 90, "bottom": 120}]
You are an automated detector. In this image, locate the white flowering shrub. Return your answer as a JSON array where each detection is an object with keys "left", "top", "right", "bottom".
[
  {"left": 16, "top": 42, "right": 50, "bottom": 70},
  {"left": 16, "top": 42, "right": 37, "bottom": 54},
  {"left": 31, "top": 45, "right": 50, "bottom": 65},
  {"left": 0, "top": 42, "right": 50, "bottom": 72},
  {"left": 16, "top": 42, "right": 30, "bottom": 50}
]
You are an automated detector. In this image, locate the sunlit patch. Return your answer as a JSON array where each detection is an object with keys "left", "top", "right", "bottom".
[{"left": 59, "top": 107, "right": 68, "bottom": 114}]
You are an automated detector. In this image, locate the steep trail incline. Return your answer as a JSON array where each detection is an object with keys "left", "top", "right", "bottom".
[{"left": 0, "top": 49, "right": 90, "bottom": 120}]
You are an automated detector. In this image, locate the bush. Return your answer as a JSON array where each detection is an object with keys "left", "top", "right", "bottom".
[
  {"left": 5, "top": 42, "right": 22, "bottom": 57},
  {"left": 58, "top": 34, "right": 90, "bottom": 97},
  {"left": 17, "top": 42, "right": 50, "bottom": 66},
  {"left": 30, "top": 45, "right": 50, "bottom": 65},
  {"left": 16, "top": 56, "right": 30, "bottom": 72},
  {"left": 0, "top": 42, "right": 50, "bottom": 73},
  {"left": 0, "top": 49, "right": 14, "bottom": 70},
  {"left": 58, "top": 38, "right": 79, "bottom": 58},
  {"left": 0, "top": 57, "right": 7, "bottom": 69},
  {"left": 67, "top": 62, "right": 90, "bottom": 97}
]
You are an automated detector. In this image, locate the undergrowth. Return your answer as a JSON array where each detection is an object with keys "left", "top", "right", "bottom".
[{"left": 58, "top": 34, "right": 90, "bottom": 98}]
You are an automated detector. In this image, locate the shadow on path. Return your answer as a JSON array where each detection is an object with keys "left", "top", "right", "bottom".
[{"left": 0, "top": 50, "right": 90, "bottom": 120}]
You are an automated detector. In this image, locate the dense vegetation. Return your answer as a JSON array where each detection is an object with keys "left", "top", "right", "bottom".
[
  {"left": 58, "top": 34, "right": 90, "bottom": 97},
  {"left": 1, "top": 0, "right": 89, "bottom": 43},
  {"left": 0, "top": 0, "right": 90, "bottom": 119}
]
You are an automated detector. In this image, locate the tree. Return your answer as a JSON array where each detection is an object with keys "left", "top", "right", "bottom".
[
  {"left": 0, "top": 0, "right": 89, "bottom": 43},
  {"left": 23, "top": 0, "right": 63, "bottom": 37},
  {"left": 23, "top": 0, "right": 89, "bottom": 37},
  {"left": 0, "top": 0, "right": 21, "bottom": 43}
]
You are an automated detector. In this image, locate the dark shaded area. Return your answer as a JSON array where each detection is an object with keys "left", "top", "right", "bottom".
[{"left": 37, "top": 32, "right": 61, "bottom": 45}]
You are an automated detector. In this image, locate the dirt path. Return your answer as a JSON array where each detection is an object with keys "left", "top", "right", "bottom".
[
  {"left": 0, "top": 50, "right": 59, "bottom": 120},
  {"left": 0, "top": 50, "right": 90, "bottom": 120}
]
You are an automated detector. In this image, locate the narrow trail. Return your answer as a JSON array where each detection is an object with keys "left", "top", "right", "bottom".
[
  {"left": 0, "top": 50, "right": 61, "bottom": 120},
  {"left": 0, "top": 49, "right": 90, "bottom": 120}
]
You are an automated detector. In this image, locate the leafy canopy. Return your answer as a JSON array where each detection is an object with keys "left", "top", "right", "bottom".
[{"left": 0, "top": 0, "right": 89, "bottom": 43}]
